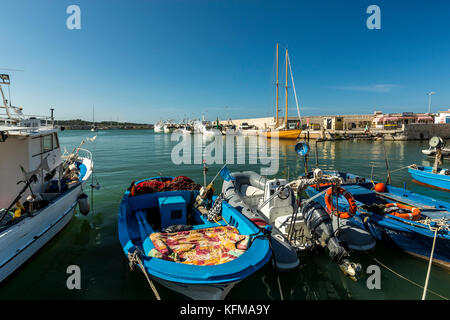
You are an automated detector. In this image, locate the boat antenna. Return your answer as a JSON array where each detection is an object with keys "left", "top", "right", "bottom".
[
  {"left": 0, "top": 74, "right": 12, "bottom": 119},
  {"left": 381, "top": 137, "right": 392, "bottom": 185},
  {"left": 287, "top": 51, "right": 302, "bottom": 124},
  {"left": 275, "top": 43, "right": 279, "bottom": 127},
  {"left": 50, "top": 108, "right": 55, "bottom": 126},
  {"left": 285, "top": 47, "right": 288, "bottom": 129}
]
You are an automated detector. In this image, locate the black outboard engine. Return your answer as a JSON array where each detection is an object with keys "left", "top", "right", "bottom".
[
  {"left": 302, "top": 200, "right": 348, "bottom": 263},
  {"left": 301, "top": 200, "right": 361, "bottom": 279}
]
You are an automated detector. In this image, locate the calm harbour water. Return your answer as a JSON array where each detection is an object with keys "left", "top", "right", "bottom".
[{"left": 1, "top": 129, "right": 449, "bottom": 300}]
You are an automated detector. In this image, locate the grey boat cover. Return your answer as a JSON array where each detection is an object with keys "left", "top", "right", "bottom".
[{"left": 222, "top": 172, "right": 300, "bottom": 272}]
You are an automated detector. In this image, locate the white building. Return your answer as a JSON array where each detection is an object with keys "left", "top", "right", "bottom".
[{"left": 435, "top": 109, "right": 450, "bottom": 124}]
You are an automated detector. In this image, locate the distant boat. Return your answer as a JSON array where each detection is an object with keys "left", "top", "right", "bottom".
[
  {"left": 237, "top": 122, "right": 259, "bottom": 136},
  {"left": 178, "top": 124, "right": 194, "bottom": 135},
  {"left": 422, "top": 147, "right": 450, "bottom": 158},
  {"left": 260, "top": 43, "right": 301, "bottom": 140},
  {"left": 91, "top": 105, "right": 98, "bottom": 132},
  {"left": 408, "top": 165, "right": 450, "bottom": 191},
  {"left": 118, "top": 175, "right": 271, "bottom": 300},
  {"left": 411, "top": 137, "right": 450, "bottom": 191},
  {"left": 163, "top": 122, "right": 176, "bottom": 133},
  {"left": 154, "top": 121, "right": 164, "bottom": 133},
  {"left": 196, "top": 121, "right": 217, "bottom": 136}
]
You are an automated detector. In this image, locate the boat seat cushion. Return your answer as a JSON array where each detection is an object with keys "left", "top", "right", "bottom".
[
  {"left": 148, "top": 226, "right": 250, "bottom": 265},
  {"left": 239, "top": 184, "right": 264, "bottom": 198}
]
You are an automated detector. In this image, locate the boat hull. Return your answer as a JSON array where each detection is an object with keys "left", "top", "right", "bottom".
[
  {"left": 264, "top": 129, "right": 301, "bottom": 140},
  {"left": 118, "top": 180, "right": 272, "bottom": 300},
  {"left": 0, "top": 183, "right": 82, "bottom": 282},
  {"left": 364, "top": 214, "right": 450, "bottom": 269},
  {"left": 305, "top": 170, "right": 450, "bottom": 269},
  {"left": 150, "top": 275, "right": 239, "bottom": 300},
  {"left": 0, "top": 157, "right": 93, "bottom": 283},
  {"left": 408, "top": 167, "right": 450, "bottom": 191}
]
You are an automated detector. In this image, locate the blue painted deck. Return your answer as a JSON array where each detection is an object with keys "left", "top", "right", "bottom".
[{"left": 118, "top": 176, "right": 272, "bottom": 286}]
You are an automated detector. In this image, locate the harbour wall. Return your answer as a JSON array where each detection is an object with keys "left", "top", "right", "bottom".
[
  {"left": 219, "top": 115, "right": 373, "bottom": 130},
  {"left": 220, "top": 116, "right": 450, "bottom": 140},
  {"left": 395, "top": 123, "right": 450, "bottom": 140}
]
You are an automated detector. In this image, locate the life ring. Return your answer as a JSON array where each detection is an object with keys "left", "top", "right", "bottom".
[
  {"left": 324, "top": 187, "right": 357, "bottom": 219},
  {"left": 384, "top": 203, "right": 421, "bottom": 221}
]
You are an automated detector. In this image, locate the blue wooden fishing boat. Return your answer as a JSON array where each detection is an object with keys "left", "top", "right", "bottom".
[
  {"left": 408, "top": 165, "right": 450, "bottom": 191},
  {"left": 304, "top": 170, "right": 450, "bottom": 269},
  {"left": 118, "top": 176, "right": 271, "bottom": 300}
]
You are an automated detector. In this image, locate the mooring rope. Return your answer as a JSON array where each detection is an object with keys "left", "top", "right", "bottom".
[
  {"left": 128, "top": 250, "right": 161, "bottom": 300},
  {"left": 422, "top": 227, "right": 438, "bottom": 300},
  {"left": 267, "top": 236, "right": 284, "bottom": 301},
  {"left": 389, "top": 165, "right": 411, "bottom": 174},
  {"left": 421, "top": 219, "right": 448, "bottom": 300},
  {"left": 371, "top": 256, "right": 448, "bottom": 300}
]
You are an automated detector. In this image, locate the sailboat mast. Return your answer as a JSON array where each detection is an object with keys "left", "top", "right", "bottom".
[
  {"left": 276, "top": 43, "right": 279, "bottom": 127},
  {"left": 285, "top": 48, "right": 288, "bottom": 128}
]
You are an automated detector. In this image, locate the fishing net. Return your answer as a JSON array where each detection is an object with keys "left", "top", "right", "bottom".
[
  {"left": 131, "top": 176, "right": 202, "bottom": 196},
  {"left": 164, "top": 176, "right": 202, "bottom": 192}
]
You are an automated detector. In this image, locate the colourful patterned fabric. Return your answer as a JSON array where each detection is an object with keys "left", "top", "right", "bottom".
[{"left": 148, "top": 226, "right": 250, "bottom": 265}]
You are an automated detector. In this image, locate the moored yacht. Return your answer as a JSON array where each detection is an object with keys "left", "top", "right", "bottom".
[
  {"left": 153, "top": 120, "right": 164, "bottom": 133},
  {"left": 0, "top": 74, "right": 94, "bottom": 282},
  {"left": 163, "top": 121, "right": 177, "bottom": 133}
]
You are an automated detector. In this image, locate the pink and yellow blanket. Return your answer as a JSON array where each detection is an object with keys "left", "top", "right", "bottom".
[{"left": 148, "top": 226, "right": 250, "bottom": 266}]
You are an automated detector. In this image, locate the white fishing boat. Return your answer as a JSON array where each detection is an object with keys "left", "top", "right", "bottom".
[
  {"left": 194, "top": 120, "right": 217, "bottom": 136},
  {"left": 0, "top": 74, "right": 94, "bottom": 282},
  {"left": 154, "top": 120, "right": 164, "bottom": 133},
  {"left": 179, "top": 124, "right": 194, "bottom": 135},
  {"left": 163, "top": 120, "right": 176, "bottom": 133},
  {"left": 237, "top": 122, "right": 259, "bottom": 136},
  {"left": 422, "top": 147, "right": 450, "bottom": 158}
]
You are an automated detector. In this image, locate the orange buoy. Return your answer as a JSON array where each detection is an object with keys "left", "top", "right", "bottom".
[
  {"left": 385, "top": 203, "right": 421, "bottom": 220},
  {"left": 324, "top": 187, "right": 357, "bottom": 219},
  {"left": 374, "top": 183, "right": 387, "bottom": 192}
]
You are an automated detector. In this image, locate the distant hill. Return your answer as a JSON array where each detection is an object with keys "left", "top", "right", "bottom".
[{"left": 56, "top": 119, "right": 153, "bottom": 130}]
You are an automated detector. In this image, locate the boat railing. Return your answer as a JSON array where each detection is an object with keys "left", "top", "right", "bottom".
[
  {"left": 77, "top": 148, "right": 93, "bottom": 161},
  {"left": 0, "top": 108, "right": 55, "bottom": 132}
]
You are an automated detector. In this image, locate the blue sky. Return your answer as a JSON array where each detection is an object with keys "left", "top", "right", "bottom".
[{"left": 1, "top": 0, "right": 449, "bottom": 123}]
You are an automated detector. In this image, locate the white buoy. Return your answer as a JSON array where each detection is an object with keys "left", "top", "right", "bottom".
[{"left": 77, "top": 193, "right": 90, "bottom": 215}]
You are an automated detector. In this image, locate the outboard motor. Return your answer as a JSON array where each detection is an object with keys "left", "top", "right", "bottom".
[{"left": 301, "top": 200, "right": 361, "bottom": 279}]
